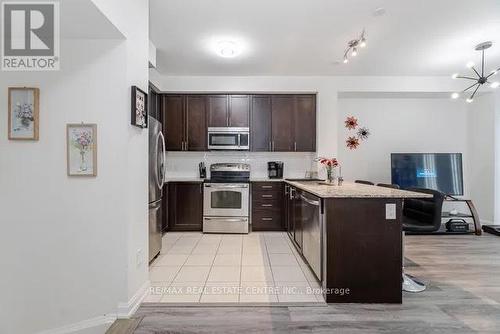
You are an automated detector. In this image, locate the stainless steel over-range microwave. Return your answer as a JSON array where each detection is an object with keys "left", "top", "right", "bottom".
[{"left": 207, "top": 127, "right": 250, "bottom": 150}]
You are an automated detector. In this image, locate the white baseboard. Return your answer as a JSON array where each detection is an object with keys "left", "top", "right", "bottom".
[
  {"left": 37, "top": 315, "right": 116, "bottom": 334},
  {"left": 115, "top": 280, "right": 151, "bottom": 319},
  {"left": 36, "top": 280, "right": 150, "bottom": 334}
]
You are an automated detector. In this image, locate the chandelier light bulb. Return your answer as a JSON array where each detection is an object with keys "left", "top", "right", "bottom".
[
  {"left": 466, "top": 98, "right": 474, "bottom": 103},
  {"left": 343, "top": 57, "right": 349, "bottom": 64},
  {"left": 466, "top": 61, "right": 475, "bottom": 69},
  {"left": 491, "top": 82, "right": 500, "bottom": 88},
  {"left": 452, "top": 73, "right": 459, "bottom": 79},
  {"left": 360, "top": 39, "right": 367, "bottom": 48},
  {"left": 351, "top": 48, "right": 358, "bottom": 57},
  {"left": 451, "top": 92, "right": 460, "bottom": 99}
]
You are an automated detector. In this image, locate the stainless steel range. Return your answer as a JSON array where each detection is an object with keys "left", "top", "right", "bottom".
[{"left": 203, "top": 163, "right": 250, "bottom": 234}]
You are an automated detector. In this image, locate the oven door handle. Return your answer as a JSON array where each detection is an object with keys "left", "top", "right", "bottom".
[
  {"left": 205, "top": 184, "right": 249, "bottom": 189},
  {"left": 204, "top": 218, "right": 248, "bottom": 222}
]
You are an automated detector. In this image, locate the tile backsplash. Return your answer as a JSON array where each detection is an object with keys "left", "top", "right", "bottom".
[{"left": 165, "top": 151, "right": 318, "bottom": 179}]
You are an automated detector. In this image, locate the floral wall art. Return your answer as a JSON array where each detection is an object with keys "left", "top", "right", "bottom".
[
  {"left": 8, "top": 87, "right": 39, "bottom": 140},
  {"left": 131, "top": 86, "right": 148, "bottom": 128},
  {"left": 67, "top": 124, "right": 97, "bottom": 176},
  {"left": 344, "top": 116, "right": 370, "bottom": 150}
]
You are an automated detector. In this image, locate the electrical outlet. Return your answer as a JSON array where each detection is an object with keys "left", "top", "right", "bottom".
[
  {"left": 385, "top": 203, "right": 396, "bottom": 220},
  {"left": 136, "top": 249, "right": 143, "bottom": 267}
]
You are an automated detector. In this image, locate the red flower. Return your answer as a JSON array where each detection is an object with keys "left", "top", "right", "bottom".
[
  {"left": 317, "top": 157, "right": 339, "bottom": 167},
  {"left": 346, "top": 136, "right": 360, "bottom": 150},
  {"left": 345, "top": 116, "right": 358, "bottom": 130}
]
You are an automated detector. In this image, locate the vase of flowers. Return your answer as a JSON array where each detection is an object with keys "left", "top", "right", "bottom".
[
  {"left": 72, "top": 130, "right": 93, "bottom": 172},
  {"left": 16, "top": 102, "right": 34, "bottom": 129},
  {"left": 317, "top": 157, "right": 339, "bottom": 184}
]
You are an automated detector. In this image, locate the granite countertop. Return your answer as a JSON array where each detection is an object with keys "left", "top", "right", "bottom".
[
  {"left": 285, "top": 181, "right": 433, "bottom": 199},
  {"left": 250, "top": 178, "right": 287, "bottom": 182}
]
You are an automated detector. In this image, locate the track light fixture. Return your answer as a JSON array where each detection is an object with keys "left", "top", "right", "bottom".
[
  {"left": 451, "top": 41, "right": 500, "bottom": 103},
  {"left": 343, "top": 29, "right": 366, "bottom": 64}
]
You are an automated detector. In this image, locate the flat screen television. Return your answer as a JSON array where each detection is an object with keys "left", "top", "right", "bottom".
[{"left": 391, "top": 153, "right": 463, "bottom": 196}]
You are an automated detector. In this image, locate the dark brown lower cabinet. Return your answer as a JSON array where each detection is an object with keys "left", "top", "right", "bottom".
[
  {"left": 167, "top": 182, "right": 203, "bottom": 231},
  {"left": 323, "top": 198, "right": 403, "bottom": 303},
  {"left": 252, "top": 182, "right": 285, "bottom": 231}
]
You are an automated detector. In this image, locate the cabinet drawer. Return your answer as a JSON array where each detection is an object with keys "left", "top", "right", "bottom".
[
  {"left": 252, "top": 182, "right": 284, "bottom": 193},
  {"left": 252, "top": 200, "right": 282, "bottom": 211},
  {"left": 252, "top": 211, "right": 284, "bottom": 231},
  {"left": 252, "top": 192, "right": 282, "bottom": 201}
]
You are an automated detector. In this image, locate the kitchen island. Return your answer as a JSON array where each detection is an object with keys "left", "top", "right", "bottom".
[{"left": 283, "top": 181, "right": 431, "bottom": 303}]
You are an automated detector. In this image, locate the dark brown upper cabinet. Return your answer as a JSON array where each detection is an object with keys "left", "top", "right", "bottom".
[
  {"left": 250, "top": 95, "right": 272, "bottom": 151},
  {"left": 208, "top": 95, "right": 229, "bottom": 127},
  {"left": 269, "top": 94, "right": 316, "bottom": 152},
  {"left": 229, "top": 95, "right": 250, "bottom": 127},
  {"left": 163, "top": 95, "right": 207, "bottom": 151},
  {"left": 164, "top": 93, "right": 315, "bottom": 153},
  {"left": 163, "top": 95, "right": 184, "bottom": 151},
  {"left": 294, "top": 95, "right": 316, "bottom": 152},
  {"left": 208, "top": 95, "right": 250, "bottom": 128},
  {"left": 271, "top": 95, "right": 295, "bottom": 152},
  {"left": 185, "top": 96, "right": 207, "bottom": 151}
]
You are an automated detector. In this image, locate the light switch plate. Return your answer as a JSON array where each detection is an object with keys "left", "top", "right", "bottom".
[{"left": 385, "top": 203, "right": 396, "bottom": 220}]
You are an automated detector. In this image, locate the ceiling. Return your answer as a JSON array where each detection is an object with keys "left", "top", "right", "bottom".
[
  {"left": 150, "top": 0, "right": 500, "bottom": 76},
  {"left": 61, "top": 0, "right": 123, "bottom": 39}
]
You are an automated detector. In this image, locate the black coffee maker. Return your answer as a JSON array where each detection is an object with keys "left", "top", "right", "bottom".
[{"left": 268, "top": 161, "right": 284, "bottom": 179}]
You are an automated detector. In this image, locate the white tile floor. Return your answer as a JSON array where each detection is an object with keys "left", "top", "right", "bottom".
[{"left": 144, "top": 232, "right": 326, "bottom": 304}]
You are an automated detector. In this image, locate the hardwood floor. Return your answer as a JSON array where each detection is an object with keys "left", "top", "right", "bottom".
[{"left": 131, "top": 234, "right": 500, "bottom": 333}]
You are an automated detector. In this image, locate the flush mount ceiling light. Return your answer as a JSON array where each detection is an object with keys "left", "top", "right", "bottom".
[
  {"left": 451, "top": 41, "right": 500, "bottom": 103},
  {"left": 216, "top": 41, "right": 241, "bottom": 58},
  {"left": 343, "top": 29, "right": 366, "bottom": 64}
]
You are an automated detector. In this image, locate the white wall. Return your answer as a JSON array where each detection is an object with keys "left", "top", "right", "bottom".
[
  {"left": 495, "top": 92, "right": 500, "bottom": 223},
  {"left": 0, "top": 1, "right": 149, "bottom": 333},
  {"left": 337, "top": 97, "right": 468, "bottom": 187},
  {"left": 466, "top": 94, "right": 495, "bottom": 223}
]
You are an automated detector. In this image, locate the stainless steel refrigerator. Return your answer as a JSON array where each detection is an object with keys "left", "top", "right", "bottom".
[{"left": 148, "top": 115, "right": 166, "bottom": 262}]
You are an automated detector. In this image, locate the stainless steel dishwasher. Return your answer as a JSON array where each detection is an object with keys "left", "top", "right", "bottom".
[{"left": 299, "top": 190, "right": 323, "bottom": 281}]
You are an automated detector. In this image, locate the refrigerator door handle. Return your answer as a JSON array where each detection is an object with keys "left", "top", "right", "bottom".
[
  {"left": 155, "top": 133, "right": 163, "bottom": 190},
  {"left": 158, "top": 131, "right": 166, "bottom": 189}
]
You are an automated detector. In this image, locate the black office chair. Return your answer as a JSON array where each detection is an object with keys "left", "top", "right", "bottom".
[
  {"left": 355, "top": 180, "right": 375, "bottom": 185},
  {"left": 377, "top": 183, "right": 400, "bottom": 189},
  {"left": 401, "top": 187, "right": 445, "bottom": 292}
]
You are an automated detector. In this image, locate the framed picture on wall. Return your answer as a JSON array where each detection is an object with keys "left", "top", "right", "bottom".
[
  {"left": 66, "top": 123, "right": 98, "bottom": 177},
  {"left": 8, "top": 87, "right": 40, "bottom": 140},
  {"left": 131, "top": 86, "right": 148, "bottom": 128}
]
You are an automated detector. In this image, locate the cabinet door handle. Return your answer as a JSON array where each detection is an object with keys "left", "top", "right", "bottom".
[
  {"left": 261, "top": 204, "right": 273, "bottom": 207},
  {"left": 261, "top": 185, "right": 273, "bottom": 189},
  {"left": 294, "top": 142, "right": 297, "bottom": 151},
  {"left": 262, "top": 218, "right": 273, "bottom": 221},
  {"left": 269, "top": 141, "right": 271, "bottom": 151},
  {"left": 272, "top": 141, "right": 275, "bottom": 151},
  {"left": 262, "top": 194, "right": 273, "bottom": 198}
]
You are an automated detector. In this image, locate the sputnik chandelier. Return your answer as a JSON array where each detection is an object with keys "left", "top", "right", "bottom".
[
  {"left": 451, "top": 41, "right": 500, "bottom": 103},
  {"left": 343, "top": 29, "right": 366, "bottom": 64}
]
